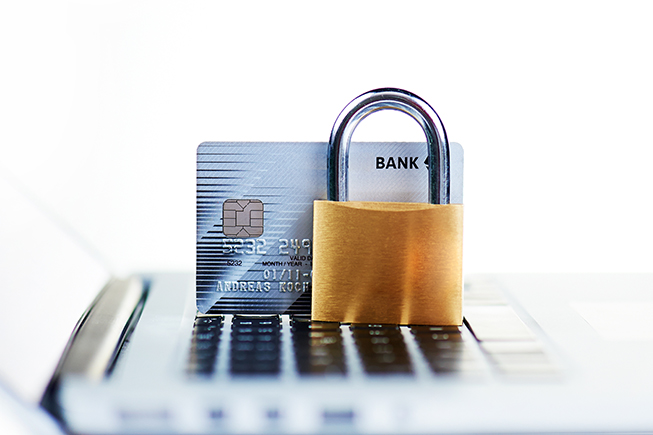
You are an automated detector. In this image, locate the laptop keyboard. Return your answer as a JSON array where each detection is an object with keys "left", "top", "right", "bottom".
[
  {"left": 188, "top": 316, "right": 481, "bottom": 378},
  {"left": 187, "top": 281, "right": 559, "bottom": 379}
]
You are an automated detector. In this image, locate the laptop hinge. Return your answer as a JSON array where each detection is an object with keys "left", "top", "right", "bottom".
[{"left": 41, "top": 276, "right": 147, "bottom": 418}]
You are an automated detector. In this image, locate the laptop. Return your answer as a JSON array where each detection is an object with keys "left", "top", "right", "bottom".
[{"left": 2, "top": 174, "right": 653, "bottom": 435}]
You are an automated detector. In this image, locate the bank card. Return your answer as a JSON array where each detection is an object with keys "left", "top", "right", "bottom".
[{"left": 197, "top": 142, "right": 463, "bottom": 314}]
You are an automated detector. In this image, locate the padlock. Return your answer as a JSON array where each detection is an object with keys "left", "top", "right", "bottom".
[{"left": 312, "top": 88, "right": 463, "bottom": 325}]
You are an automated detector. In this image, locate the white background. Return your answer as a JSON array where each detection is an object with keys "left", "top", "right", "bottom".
[{"left": 2, "top": 0, "right": 653, "bottom": 276}]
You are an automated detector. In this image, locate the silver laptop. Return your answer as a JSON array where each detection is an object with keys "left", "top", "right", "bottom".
[{"left": 2, "top": 175, "right": 653, "bottom": 435}]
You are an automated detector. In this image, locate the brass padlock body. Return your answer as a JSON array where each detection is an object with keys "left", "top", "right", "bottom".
[{"left": 312, "top": 200, "right": 463, "bottom": 325}]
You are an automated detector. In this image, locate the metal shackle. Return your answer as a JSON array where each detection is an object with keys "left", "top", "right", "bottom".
[{"left": 327, "top": 88, "right": 450, "bottom": 204}]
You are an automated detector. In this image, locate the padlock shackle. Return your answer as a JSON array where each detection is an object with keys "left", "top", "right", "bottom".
[{"left": 328, "top": 88, "right": 450, "bottom": 204}]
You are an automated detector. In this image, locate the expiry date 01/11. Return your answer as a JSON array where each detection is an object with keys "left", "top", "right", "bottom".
[
  {"left": 221, "top": 267, "right": 313, "bottom": 281},
  {"left": 263, "top": 269, "right": 312, "bottom": 281},
  {"left": 263, "top": 268, "right": 313, "bottom": 293},
  {"left": 221, "top": 238, "right": 312, "bottom": 256}
]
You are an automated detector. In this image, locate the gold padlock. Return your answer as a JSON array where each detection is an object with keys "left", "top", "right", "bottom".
[{"left": 312, "top": 88, "right": 463, "bottom": 326}]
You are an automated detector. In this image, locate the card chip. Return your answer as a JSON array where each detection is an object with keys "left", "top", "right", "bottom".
[{"left": 222, "top": 199, "right": 264, "bottom": 238}]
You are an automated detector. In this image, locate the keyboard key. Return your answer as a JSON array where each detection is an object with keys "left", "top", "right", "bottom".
[
  {"left": 187, "top": 316, "right": 223, "bottom": 377},
  {"left": 230, "top": 315, "right": 281, "bottom": 376},
  {"left": 464, "top": 306, "right": 536, "bottom": 341},
  {"left": 411, "top": 325, "right": 482, "bottom": 376},
  {"left": 479, "top": 341, "right": 560, "bottom": 377},
  {"left": 351, "top": 325, "right": 412, "bottom": 375},
  {"left": 292, "top": 318, "right": 346, "bottom": 375},
  {"left": 409, "top": 325, "right": 462, "bottom": 334}
]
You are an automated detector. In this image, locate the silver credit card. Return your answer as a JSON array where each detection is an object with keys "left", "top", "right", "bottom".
[{"left": 197, "top": 142, "right": 463, "bottom": 314}]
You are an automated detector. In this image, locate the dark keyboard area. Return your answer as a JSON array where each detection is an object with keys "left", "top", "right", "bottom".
[
  {"left": 410, "top": 325, "right": 480, "bottom": 375},
  {"left": 350, "top": 324, "right": 413, "bottom": 375},
  {"left": 187, "top": 316, "right": 223, "bottom": 376},
  {"left": 291, "top": 317, "right": 346, "bottom": 375},
  {"left": 230, "top": 315, "right": 281, "bottom": 375},
  {"left": 186, "top": 311, "right": 549, "bottom": 379}
]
